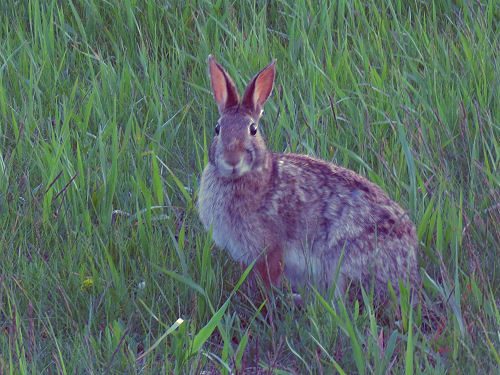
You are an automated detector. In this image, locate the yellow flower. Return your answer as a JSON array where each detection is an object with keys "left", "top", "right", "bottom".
[{"left": 81, "top": 277, "right": 94, "bottom": 290}]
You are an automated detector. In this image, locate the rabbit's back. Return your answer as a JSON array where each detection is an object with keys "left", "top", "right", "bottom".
[{"left": 265, "top": 154, "right": 418, "bottom": 293}]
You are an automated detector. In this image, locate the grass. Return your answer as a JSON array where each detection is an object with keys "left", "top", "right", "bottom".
[{"left": 0, "top": 0, "right": 499, "bottom": 373}]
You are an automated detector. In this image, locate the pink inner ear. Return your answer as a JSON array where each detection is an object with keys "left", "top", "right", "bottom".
[
  {"left": 253, "top": 64, "right": 275, "bottom": 107},
  {"left": 209, "top": 60, "right": 228, "bottom": 107},
  {"left": 242, "top": 59, "right": 276, "bottom": 112},
  {"left": 209, "top": 56, "right": 240, "bottom": 112}
]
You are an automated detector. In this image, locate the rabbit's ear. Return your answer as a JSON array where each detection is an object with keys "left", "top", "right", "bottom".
[
  {"left": 242, "top": 59, "right": 276, "bottom": 115},
  {"left": 208, "top": 55, "right": 240, "bottom": 113}
]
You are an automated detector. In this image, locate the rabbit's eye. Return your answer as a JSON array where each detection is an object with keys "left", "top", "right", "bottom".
[
  {"left": 249, "top": 123, "right": 258, "bottom": 136},
  {"left": 215, "top": 123, "right": 220, "bottom": 135}
]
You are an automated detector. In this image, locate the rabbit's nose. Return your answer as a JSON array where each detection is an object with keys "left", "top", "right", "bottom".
[
  {"left": 224, "top": 151, "right": 242, "bottom": 166},
  {"left": 223, "top": 138, "right": 245, "bottom": 166}
]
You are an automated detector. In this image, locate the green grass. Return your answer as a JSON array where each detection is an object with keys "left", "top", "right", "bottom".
[{"left": 0, "top": 0, "right": 499, "bottom": 373}]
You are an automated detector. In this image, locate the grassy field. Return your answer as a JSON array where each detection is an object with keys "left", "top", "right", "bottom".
[{"left": 0, "top": 0, "right": 499, "bottom": 373}]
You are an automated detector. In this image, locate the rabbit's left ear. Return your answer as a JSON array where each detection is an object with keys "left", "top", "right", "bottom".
[
  {"left": 208, "top": 55, "right": 240, "bottom": 113},
  {"left": 242, "top": 59, "right": 276, "bottom": 115}
]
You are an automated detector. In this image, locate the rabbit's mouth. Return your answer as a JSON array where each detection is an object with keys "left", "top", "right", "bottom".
[
  {"left": 217, "top": 151, "right": 254, "bottom": 179},
  {"left": 217, "top": 158, "right": 252, "bottom": 178}
]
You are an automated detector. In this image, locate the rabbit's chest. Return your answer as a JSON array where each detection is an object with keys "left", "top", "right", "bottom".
[{"left": 198, "top": 165, "right": 264, "bottom": 263}]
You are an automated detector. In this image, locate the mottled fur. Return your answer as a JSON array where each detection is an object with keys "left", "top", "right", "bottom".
[{"left": 198, "top": 55, "right": 419, "bottom": 300}]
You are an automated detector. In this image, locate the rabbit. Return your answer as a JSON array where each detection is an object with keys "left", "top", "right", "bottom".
[{"left": 197, "top": 55, "right": 420, "bottom": 301}]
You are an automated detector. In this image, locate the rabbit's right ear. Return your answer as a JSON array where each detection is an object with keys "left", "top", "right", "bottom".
[
  {"left": 208, "top": 55, "right": 240, "bottom": 113},
  {"left": 241, "top": 59, "right": 276, "bottom": 115}
]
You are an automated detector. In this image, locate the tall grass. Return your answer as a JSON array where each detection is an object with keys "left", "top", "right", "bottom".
[{"left": 0, "top": 0, "right": 498, "bottom": 373}]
